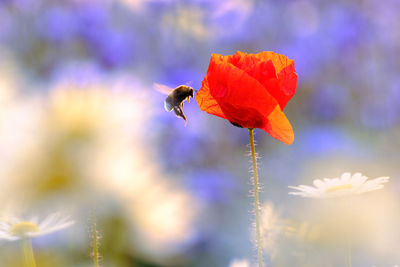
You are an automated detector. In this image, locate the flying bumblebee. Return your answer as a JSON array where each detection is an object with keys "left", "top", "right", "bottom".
[{"left": 154, "top": 83, "right": 195, "bottom": 126}]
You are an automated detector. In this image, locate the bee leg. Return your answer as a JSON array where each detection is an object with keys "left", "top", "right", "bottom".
[{"left": 173, "top": 106, "right": 187, "bottom": 125}]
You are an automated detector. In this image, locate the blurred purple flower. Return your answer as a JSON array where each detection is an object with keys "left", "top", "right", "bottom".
[
  {"left": 210, "top": 0, "right": 254, "bottom": 38},
  {"left": 157, "top": 125, "right": 206, "bottom": 169},
  {"left": 295, "top": 126, "right": 362, "bottom": 157},
  {"left": 308, "top": 84, "right": 350, "bottom": 121},
  {"left": 38, "top": 6, "right": 77, "bottom": 43},
  {"left": 95, "top": 29, "right": 135, "bottom": 67},
  {"left": 360, "top": 87, "right": 400, "bottom": 130},
  {"left": 159, "top": 68, "right": 203, "bottom": 91},
  {"left": 0, "top": 0, "right": 38, "bottom": 12},
  {"left": 187, "top": 169, "right": 238, "bottom": 204},
  {"left": 76, "top": 4, "right": 109, "bottom": 34},
  {"left": 75, "top": 4, "right": 135, "bottom": 67},
  {"left": 324, "top": 6, "right": 365, "bottom": 50},
  {"left": 0, "top": 7, "right": 12, "bottom": 39}
]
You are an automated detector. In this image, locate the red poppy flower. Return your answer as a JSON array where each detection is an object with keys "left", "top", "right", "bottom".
[{"left": 196, "top": 51, "right": 297, "bottom": 144}]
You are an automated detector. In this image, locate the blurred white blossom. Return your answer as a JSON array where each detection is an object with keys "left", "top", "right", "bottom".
[
  {"left": 229, "top": 258, "right": 250, "bottom": 267},
  {"left": 0, "top": 51, "right": 17, "bottom": 107},
  {"left": 0, "top": 69, "right": 198, "bottom": 259},
  {"left": 260, "top": 202, "right": 282, "bottom": 259}
]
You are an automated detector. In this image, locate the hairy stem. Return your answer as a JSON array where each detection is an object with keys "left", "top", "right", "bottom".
[
  {"left": 249, "top": 128, "right": 263, "bottom": 267},
  {"left": 22, "top": 239, "right": 36, "bottom": 267},
  {"left": 91, "top": 210, "right": 100, "bottom": 267}
]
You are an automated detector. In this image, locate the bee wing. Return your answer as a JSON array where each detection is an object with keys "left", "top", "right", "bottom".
[{"left": 154, "top": 83, "right": 174, "bottom": 95}]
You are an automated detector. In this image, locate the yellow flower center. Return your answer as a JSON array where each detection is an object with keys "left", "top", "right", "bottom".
[
  {"left": 9, "top": 222, "right": 40, "bottom": 237},
  {"left": 325, "top": 184, "right": 354, "bottom": 193}
]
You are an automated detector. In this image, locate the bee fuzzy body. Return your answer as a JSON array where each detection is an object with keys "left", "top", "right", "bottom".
[{"left": 164, "top": 85, "right": 194, "bottom": 125}]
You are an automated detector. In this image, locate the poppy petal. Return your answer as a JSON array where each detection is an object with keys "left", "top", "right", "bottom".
[
  {"left": 255, "top": 52, "right": 292, "bottom": 74},
  {"left": 206, "top": 54, "right": 279, "bottom": 126},
  {"left": 196, "top": 76, "right": 227, "bottom": 120},
  {"left": 228, "top": 51, "right": 296, "bottom": 110},
  {"left": 255, "top": 52, "right": 297, "bottom": 109},
  {"left": 261, "top": 105, "right": 294, "bottom": 145},
  {"left": 197, "top": 51, "right": 297, "bottom": 144},
  {"left": 228, "top": 51, "right": 259, "bottom": 75},
  {"left": 277, "top": 63, "right": 297, "bottom": 109}
]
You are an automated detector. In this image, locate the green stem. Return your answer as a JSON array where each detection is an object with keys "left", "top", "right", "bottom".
[
  {"left": 249, "top": 128, "right": 263, "bottom": 267},
  {"left": 92, "top": 210, "right": 100, "bottom": 267},
  {"left": 22, "top": 239, "right": 37, "bottom": 267}
]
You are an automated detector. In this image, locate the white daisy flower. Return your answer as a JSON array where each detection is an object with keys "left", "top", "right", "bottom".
[
  {"left": 0, "top": 213, "right": 74, "bottom": 241},
  {"left": 288, "top": 172, "right": 389, "bottom": 198}
]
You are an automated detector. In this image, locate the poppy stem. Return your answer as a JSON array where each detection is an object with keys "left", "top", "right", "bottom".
[
  {"left": 21, "top": 238, "right": 37, "bottom": 267},
  {"left": 248, "top": 128, "right": 263, "bottom": 267},
  {"left": 91, "top": 208, "right": 100, "bottom": 267}
]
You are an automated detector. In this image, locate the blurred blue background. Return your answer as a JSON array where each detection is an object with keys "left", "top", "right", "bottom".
[{"left": 1, "top": 0, "right": 400, "bottom": 266}]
